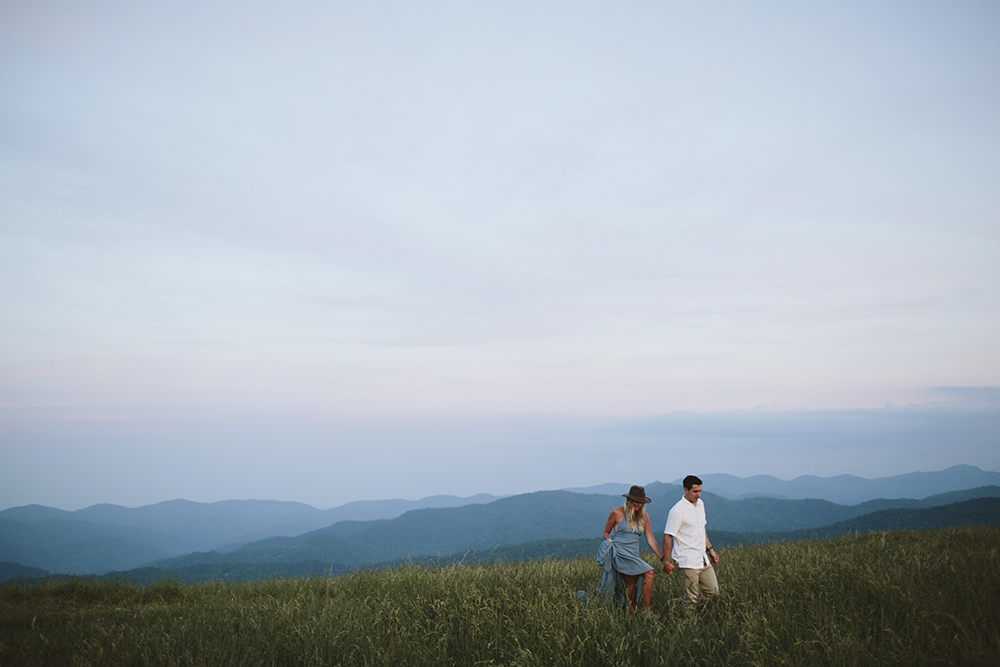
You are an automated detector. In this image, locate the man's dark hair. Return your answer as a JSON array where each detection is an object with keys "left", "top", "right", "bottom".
[{"left": 683, "top": 475, "right": 703, "bottom": 490}]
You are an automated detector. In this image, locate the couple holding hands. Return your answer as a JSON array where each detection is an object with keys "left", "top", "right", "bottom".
[{"left": 601, "top": 477, "right": 720, "bottom": 615}]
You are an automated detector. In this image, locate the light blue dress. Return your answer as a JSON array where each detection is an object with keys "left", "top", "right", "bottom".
[
  {"left": 610, "top": 516, "right": 654, "bottom": 576},
  {"left": 578, "top": 516, "right": 652, "bottom": 606}
]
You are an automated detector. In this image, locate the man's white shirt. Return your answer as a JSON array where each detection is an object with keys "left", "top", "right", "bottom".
[{"left": 664, "top": 496, "right": 710, "bottom": 569}]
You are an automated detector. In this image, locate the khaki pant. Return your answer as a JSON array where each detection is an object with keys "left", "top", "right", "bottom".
[{"left": 678, "top": 565, "right": 719, "bottom": 610}]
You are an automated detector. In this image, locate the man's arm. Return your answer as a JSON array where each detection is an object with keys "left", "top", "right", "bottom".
[{"left": 706, "top": 530, "right": 719, "bottom": 565}]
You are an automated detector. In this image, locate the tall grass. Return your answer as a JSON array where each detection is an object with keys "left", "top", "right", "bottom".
[{"left": 2, "top": 526, "right": 998, "bottom": 666}]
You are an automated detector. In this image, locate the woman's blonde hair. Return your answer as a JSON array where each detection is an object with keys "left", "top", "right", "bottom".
[{"left": 623, "top": 499, "right": 645, "bottom": 532}]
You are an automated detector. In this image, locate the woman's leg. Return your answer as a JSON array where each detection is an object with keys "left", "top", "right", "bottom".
[
  {"left": 640, "top": 570, "right": 655, "bottom": 608},
  {"left": 622, "top": 574, "right": 638, "bottom": 608}
]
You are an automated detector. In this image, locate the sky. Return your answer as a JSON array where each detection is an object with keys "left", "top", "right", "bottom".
[{"left": 2, "top": 0, "right": 999, "bottom": 511}]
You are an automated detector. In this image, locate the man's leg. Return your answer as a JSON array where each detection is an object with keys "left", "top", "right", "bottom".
[
  {"left": 697, "top": 565, "right": 720, "bottom": 604},
  {"left": 677, "top": 568, "right": 700, "bottom": 612}
]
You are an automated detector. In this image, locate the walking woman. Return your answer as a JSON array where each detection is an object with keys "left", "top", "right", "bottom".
[{"left": 602, "top": 485, "right": 664, "bottom": 614}]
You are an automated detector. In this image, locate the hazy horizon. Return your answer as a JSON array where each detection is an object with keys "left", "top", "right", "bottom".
[
  {"left": 2, "top": 2, "right": 998, "bottom": 511},
  {"left": 4, "top": 459, "right": 1000, "bottom": 513}
]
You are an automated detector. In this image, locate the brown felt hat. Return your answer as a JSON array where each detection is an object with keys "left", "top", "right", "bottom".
[{"left": 623, "top": 485, "right": 651, "bottom": 503}]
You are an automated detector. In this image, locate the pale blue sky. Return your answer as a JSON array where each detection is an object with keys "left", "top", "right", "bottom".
[{"left": 2, "top": 1, "right": 998, "bottom": 510}]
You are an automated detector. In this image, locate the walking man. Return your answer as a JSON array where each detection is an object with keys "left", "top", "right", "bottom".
[{"left": 662, "top": 475, "right": 720, "bottom": 612}]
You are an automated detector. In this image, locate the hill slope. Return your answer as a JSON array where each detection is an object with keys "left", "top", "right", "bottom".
[
  {"left": 4, "top": 478, "right": 998, "bottom": 576},
  {"left": 0, "top": 518, "right": 176, "bottom": 574},
  {"left": 98, "top": 497, "right": 1000, "bottom": 584},
  {"left": 143, "top": 494, "right": 1000, "bottom": 574},
  {"left": 0, "top": 493, "right": 500, "bottom": 574}
]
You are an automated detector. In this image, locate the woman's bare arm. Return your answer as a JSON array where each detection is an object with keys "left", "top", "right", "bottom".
[
  {"left": 603, "top": 508, "right": 623, "bottom": 540},
  {"left": 644, "top": 519, "right": 664, "bottom": 559}
]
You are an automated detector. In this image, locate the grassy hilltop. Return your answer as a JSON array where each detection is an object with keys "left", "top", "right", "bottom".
[{"left": 2, "top": 526, "right": 998, "bottom": 667}]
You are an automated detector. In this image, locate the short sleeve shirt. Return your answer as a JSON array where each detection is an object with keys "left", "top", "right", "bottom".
[{"left": 664, "top": 496, "right": 709, "bottom": 569}]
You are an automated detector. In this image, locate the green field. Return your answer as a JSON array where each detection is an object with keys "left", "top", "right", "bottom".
[{"left": 2, "top": 527, "right": 998, "bottom": 666}]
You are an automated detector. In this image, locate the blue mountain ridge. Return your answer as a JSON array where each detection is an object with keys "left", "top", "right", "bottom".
[
  {"left": 64, "top": 496, "right": 1000, "bottom": 585},
  {"left": 2, "top": 466, "right": 998, "bottom": 576},
  {"left": 668, "top": 464, "right": 1000, "bottom": 504},
  {"left": 141, "top": 485, "right": 1000, "bottom": 572}
]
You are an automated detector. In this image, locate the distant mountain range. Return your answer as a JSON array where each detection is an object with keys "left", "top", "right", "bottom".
[
  {"left": 2, "top": 465, "right": 998, "bottom": 578},
  {"left": 414, "top": 496, "right": 1000, "bottom": 570},
  {"left": 0, "top": 493, "right": 502, "bottom": 554},
  {"left": 41, "top": 497, "right": 1000, "bottom": 585},
  {"left": 569, "top": 465, "right": 1000, "bottom": 504},
  {"left": 0, "top": 493, "right": 501, "bottom": 573},
  {"left": 138, "top": 484, "right": 1000, "bottom": 572},
  {"left": 685, "top": 464, "right": 1000, "bottom": 504}
]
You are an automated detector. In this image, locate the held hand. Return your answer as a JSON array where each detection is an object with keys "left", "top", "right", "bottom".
[{"left": 662, "top": 558, "right": 674, "bottom": 574}]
